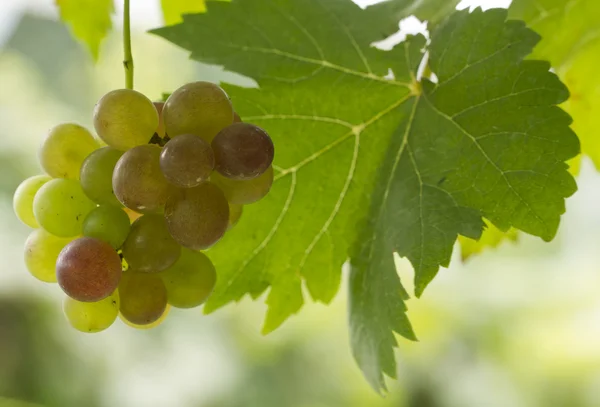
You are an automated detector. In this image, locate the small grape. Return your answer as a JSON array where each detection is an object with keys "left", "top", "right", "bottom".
[
  {"left": 33, "top": 179, "right": 97, "bottom": 237},
  {"left": 112, "top": 145, "right": 172, "bottom": 213},
  {"left": 121, "top": 214, "right": 181, "bottom": 273},
  {"left": 56, "top": 237, "right": 122, "bottom": 302},
  {"left": 212, "top": 123, "right": 274, "bottom": 179},
  {"left": 212, "top": 166, "right": 274, "bottom": 205},
  {"left": 119, "top": 272, "right": 167, "bottom": 326},
  {"left": 154, "top": 102, "right": 166, "bottom": 138},
  {"left": 13, "top": 175, "right": 52, "bottom": 228},
  {"left": 24, "top": 229, "right": 75, "bottom": 283},
  {"left": 83, "top": 206, "right": 130, "bottom": 249},
  {"left": 228, "top": 204, "right": 243, "bottom": 229},
  {"left": 163, "top": 81, "right": 233, "bottom": 142},
  {"left": 160, "top": 249, "right": 216, "bottom": 309},
  {"left": 63, "top": 291, "right": 119, "bottom": 333},
  {"left": 120, "top": 305, "right": 170, "bottom": 330},
  {"left": 39, "top": 123, "right": 100, "bottom": 179},
  {"left": 160, "top": 134, "right": 214, "bottom": 188},
  {"left": 93, "top": 89, "right": 158, "bottom": 151},
  {"left": 164, "top": 182, "right": 229, "bottom": 250},
  {"left": 80, "top": 147, "right": 124, "bottom": 206}
]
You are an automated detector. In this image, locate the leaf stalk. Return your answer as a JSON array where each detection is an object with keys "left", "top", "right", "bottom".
[{"left": 123, "top": 0, "right": 134, "bottom": 89}]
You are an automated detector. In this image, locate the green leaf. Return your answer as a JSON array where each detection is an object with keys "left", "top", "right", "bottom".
[
  {"left": 55, "top": 0, "right": 113, "bottom": 60},
  {"left": 152, "top": 1, "right": 579, "bottom": 391},
  {"left": 161, "top": 0, "right": 207, "bottom": 25}
]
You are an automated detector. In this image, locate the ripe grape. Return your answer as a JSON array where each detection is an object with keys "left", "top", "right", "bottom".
[
  {"left": 212, "top": 123, "right": 274, "bottom": 179},
  {"left": 13, "top": 175, "right": 52, "bottom": 228},
  {"left": 93, "top": 89, "right": 158, "bottom": 151},
  {"left": 120, "top": 305, "right": 170, "bottom": 330},
  {"left": 212, "top": 166, "right": 274, "bottom": 205},
  {"left": 33, "top": 179, "right": 97, "bottom": 237},
  {"left": 112, "top": 145, "right": 172, "bottom": 213},
  {"left": 228, "top": 204, "right": 243, "bottom": 229},
  {"left": 154, "top": 102, "right": 166, "bottom": 138},
  {"left": 159, "top": 134, "right": 214, "bottom": 188},
  {"left": 39, "top": 123, "right": 100, "bottom": 179},
  {"left": 163, "top": 81, "right": 233, "bottom": 142},
  {"left": 24, "top": 229, "right": 75, "bottom": 283},
  {"left": 80, "top": 147, "right": 124, "bottom": 206},
  {"left": 83, "top": 206, "right": 130, "bottom": 249},
  {"left": 119, "top": 272, "right": 167, "bottom": 326},
  {"left": 56, "top": 237, "right": 122, "bottom": 302},
  {"left": 63, "top": 290, "right": 119, "bottom": 333},
  {"left": 160, "top": 249, "right": 216, "bottom": 309},
  {"left": 233, "top": 112, "right": 242, "bottom": 123},
  {"left": 121, "top": 214, "right": 181, "bottom": 273},
  {"left": 164, "top": 182, "right": 229, "bottom": 250}
]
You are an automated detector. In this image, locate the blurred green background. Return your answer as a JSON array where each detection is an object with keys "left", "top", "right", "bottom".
[{"left": 2, "top": 1, "right": 600, "bottom": 406}]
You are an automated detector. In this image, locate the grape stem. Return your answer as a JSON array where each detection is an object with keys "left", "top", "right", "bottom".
[{"left": 123, "top": 0, "right": 134, "bottom": 89}]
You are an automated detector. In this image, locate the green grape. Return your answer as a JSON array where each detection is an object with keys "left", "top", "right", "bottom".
[
  {"left": 33, "top": 179, "right": 97, "bottom": 237},
  {"left": 119, "top": 272, "right": 167, "bottom": 326},
  {"left": 83, "top": 206, "right": 130, "bottom": 249},
  {"left": 165, "top": 182, "right": 229, "bottom": 250},
  {"left": 112, "top": 145, "right": 172, "bottom": 213},
  {"left": 24, "top": 229, "right": 75, "bottom": 283},
  {"left": 212, "top": 166, "right": 274, "bottom": 205},
  {"left": 228, "top": 203, "right": 243, "bottom": 229},
  {"left": 13, "top": 174, "right": 52, "bottom": 228},
  {"left": 160, "top": 249, "right": 216, "bottom": 309},
  {"left": 212, "top": 123, "right": 274, "bottom": 179},
  {"left": 163, "top": 81, "right": 233, "bottom": 142},
  {"left": 56, "top": 237, "right": 122, "bottom": 302},
  {"left": 159, "top": 134, "right": 214, "bottom": 188},
  {"left": 80, "top": 147, "right": 124, "bottom": 206},
  {"left": 121, "top": 214, "right": 181, "bottom": 273},
  {"left": 93, "top": 89, "right": 158, "bottom": 151},
  {"left": 120, "top": 304, "right": 170, "bottom": 330},
  {"left": 63, "top": 290, "right": 119, "bottom": 333},
  {"left": 154, "top": 102, "right": 166, "bottom": 138},
  {"left": 39, "top": 123, "right": 100, "bottom": 179}
]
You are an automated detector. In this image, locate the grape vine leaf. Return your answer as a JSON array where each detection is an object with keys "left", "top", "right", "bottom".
[
  {"left": 161, "top": 0, "right": 207, "bottom": 25},
  {"left": 459, "top": 220, "right": 518, "bottom": 261},
  {"left": 152, "top": 0, "right": 579, "bottom": 391},
  {"left": 55, "top": 0, "right": 113, "bottom": 60}
]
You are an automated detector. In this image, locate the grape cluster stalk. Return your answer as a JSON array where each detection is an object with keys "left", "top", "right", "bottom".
[{"left": 13, "top": 82, "right": 275, "bottom": 333}]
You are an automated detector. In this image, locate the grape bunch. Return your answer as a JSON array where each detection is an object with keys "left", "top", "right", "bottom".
[{"left": 13, "top": 81, "right": 275, "bottom": 333}]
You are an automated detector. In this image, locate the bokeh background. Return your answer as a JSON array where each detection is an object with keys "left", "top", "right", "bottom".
[{"left": 2, "top": 0, "right": 600, "bottom": 406}]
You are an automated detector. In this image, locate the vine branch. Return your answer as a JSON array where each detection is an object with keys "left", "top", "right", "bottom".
[{"left": 123, "top": 0, "right": 134, "bottom": 89}]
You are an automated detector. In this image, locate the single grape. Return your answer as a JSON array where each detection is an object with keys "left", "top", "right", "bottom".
[
  {"left": 93, "top": 89, "right": 158, "bottom": 151},
  {"left": 33, "top": 179, "right": 97, "bottom": 237},
  {"left": 56, "top": 237, "right": 122, "bottom": 302},
  {"left": 212, "top": 166, "right": 274, "bottom": 205},
  {"left": 160, "top": 249, "right": 216, "bottom": 309},
  {"left": 112, "top": 145, "right": 172, "bottom": 213},
  {"left": 164, "top": 182, "right": 229, "bottom": 250},
  {"left": 154, "top": 101, "right": 166, "bottom": 138},
  {"left": 80, "top": 147, "right": 124, "bottom": 206},
  {"left": 159, "top": 134, "right": 214, "bottom": 188},
  {"left": 39, "top": 123, "right": 100, "bottom": 179},
  {"left": 212, "top": 123, "right": 274, "bottom": 179},
  {"left": 121, "top": 214, "right": 181, "bottom": 273},
  {"left": 233, "top": 112, "right": 242, "bottom": 123},
  {"left": 120, "top": 305, "right": 170, "bottom": 330},
  {"left": 63, "top": 290, "right": 119, "bottom": 333},
  {"left": 83, "top": 206, "right": 130, "bottom": 249},
  {"left": 119, "top": 272, "right": 167, "bottom": 326},
  {"left": 163, "top": 81, "right": 233, "bottom": 142},
  {"left": 228, "top": 203, "right": 243, "bottom": 229},
  {"left": 24, "top": 229, "right": 75, "bottom": 283},
  {"left": 13, "top": 175, "right": 52, "bottom": 228}
]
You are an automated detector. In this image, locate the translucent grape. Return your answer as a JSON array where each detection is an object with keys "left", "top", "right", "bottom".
[
  {"left": 160, "top": 249, "right": 216, "bottom": 309},
  {"left": 121, "top": 214, "right": 181, "bottom": 273},
  {"left": 33, "top": 179, "right": 97, "bottom": 237},
  {"left": 83, "top": 206, "right": 130, "bottom": 249},
  {"left": 212, "top": 123, "right": 274, "bottom": 179},
  {"left": 212, "top": 166, "right": 274, "bottom": 205},
  {"left": 13, "top": 175, "right": 52, "bottom": 228},
  {"left": 56, "top": 237, "right": 122, "bottom": 302},
  {"left": 164, "top": 182, "right": 229, "bottom": 250},
  {"left": 154, "top": 102, "right": 166, "bottom": 138},
  {"left": 120, "top": 305, "right": 170, "bottom": 330},
  {"left": 228, "top": 204, "right": 243, "bottom": 229},
  {"left": 93, "top": 89, "right": 158, "bottom": 151},
  {"left": 112, "top": 145, "right": 172, "bottom": 213},
  {"left": 39, "top": 123, "right": 100, "bottom": 179},
  {"left": 24, "top": 229, "right": 75, "bottom": 283},
  {"left": 119, "top": 272, "right": 167, "bottom": 326},
  {"left": 163, "top": 81, "right": 233, "bottom": 142},
  {"left": 80, "top": 147, "right": 124, "bottom": 206},
  {"left": 63, "top": 290, "right": 119, "bottom": 333},
  {"left": 159, "top": 134, "right": 214, "bottom": 188},
  {"left": 233, "top": 112, "right": 242, "bottom": 123}
]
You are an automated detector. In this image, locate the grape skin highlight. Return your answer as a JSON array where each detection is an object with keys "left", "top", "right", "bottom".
[
  {"left": 160, "top": 133, "right": 214, "bottom": 188},
  {"left": 80, "top": 147, "right": 124, "bottom": 206},
  {"left": 13, "top": 174, "right": 52, "bottom": 228},
  {"left": 63, "top": 290, "right": 119, "bottom": 333}
]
